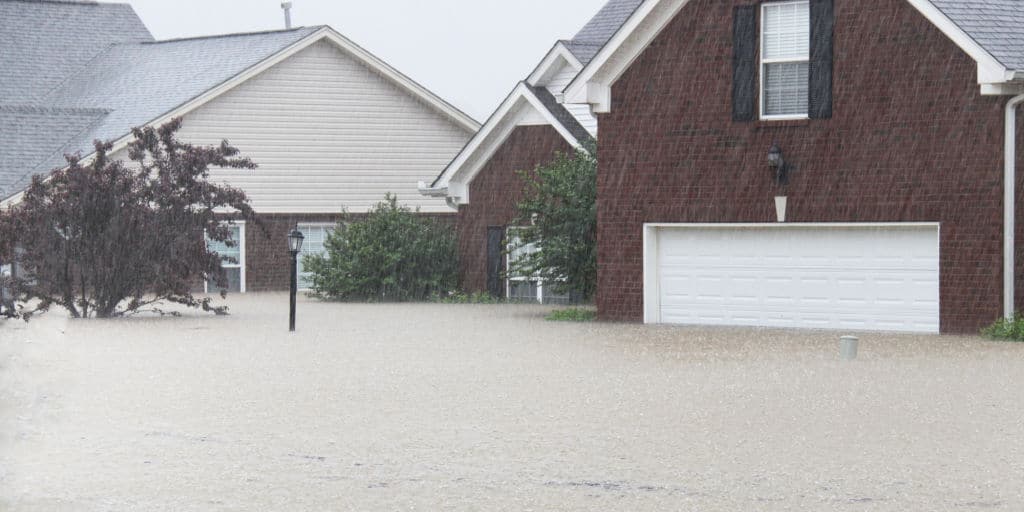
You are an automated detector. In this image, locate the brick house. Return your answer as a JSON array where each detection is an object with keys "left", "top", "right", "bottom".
[
  {"left": 0, "top": 0, "right": 477, "bottom": 293},
  {"left": 562, "top": 0, "right": 1024, "bottom": 333},
  {"left": 421, "top": 0, "right": 641, "bottom": 301}
]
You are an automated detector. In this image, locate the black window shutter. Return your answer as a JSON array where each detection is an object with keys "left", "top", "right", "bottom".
[
  {"left": 732, "top": 6, "right": 758, "bottom": 122},
  {"left": 809, "top": 0, "right": 834, "bottom": 119},
  {"left": 486, "top": 226, "right": 506, "bottom": 298}
]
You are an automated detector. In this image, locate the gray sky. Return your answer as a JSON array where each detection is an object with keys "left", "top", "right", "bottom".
[{"left": 124, "top": 0, "right": 610, "bottom": 122}]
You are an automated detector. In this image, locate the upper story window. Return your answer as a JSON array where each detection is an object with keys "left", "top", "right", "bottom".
[{"left": 761, "top": 1, "right": 810, "bottom": 119}]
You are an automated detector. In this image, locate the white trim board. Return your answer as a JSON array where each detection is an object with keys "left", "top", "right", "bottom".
[
  {"left": 526, "top": 41, "right": 584, "bottom": 88},
  {"left": 205, "top": 221, "right": 247, "bottom": 294},
  {"left": 563, "top": 0, "right": 1018, "bottom": 113},
  {"left": 420, "top": 82, "right": 587, "bottom": 205}
]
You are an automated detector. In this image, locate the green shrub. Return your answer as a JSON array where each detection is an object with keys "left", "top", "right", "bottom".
[
  {"left": 510, "top": 141, "right": 597, "bottom": 300},
  {"left": 981, "top": 314, "right": 1024, "bottom": 341},
  {"left": 304, "top": 195, "right": 458, "bottom": 302},
  {"left": 435, "top": 291, "right": 502, "bottom": 304},
  {"left": 546, "top": 308, "right": 596, "bottom": 322}
]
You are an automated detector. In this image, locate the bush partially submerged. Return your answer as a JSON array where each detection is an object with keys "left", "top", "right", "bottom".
[
  {"left": 546, "top": 308, "right": 596, "bottom": 322},
  {"left": 435, "top": 291, "right": 501, "bottom": 304},
  {"left": 304, "top": 195, "right": 457, "bottom": 302},
  {"left": 981, "top": 315, "right": 1024, "bottom": 342},
  {"left": 510, "top": 141, "right": 597, "bottom": 300}
]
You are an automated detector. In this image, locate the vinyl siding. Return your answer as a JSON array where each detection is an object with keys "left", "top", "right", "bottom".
[
  {"left": 544, "top": 62, "right": 597, "bottom": 136},
  {"left": 167, "top": 40, "right": 472, "bottom": 214}
]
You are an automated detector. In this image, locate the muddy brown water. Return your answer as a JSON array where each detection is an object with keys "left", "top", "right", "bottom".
[{"left": 1, "top": 294, "right": 1022, "bottom": 510}]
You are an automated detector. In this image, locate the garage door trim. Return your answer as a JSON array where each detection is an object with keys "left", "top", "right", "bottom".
[{"left": 642, "top": 222, "right": 941, "bottom": 329}]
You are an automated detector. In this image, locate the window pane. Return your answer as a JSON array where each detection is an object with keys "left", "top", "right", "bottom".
[
  {"left": 207, "top": 268, "right": 241, "bottom": 293},
  {"left": 207, "top": 226, "right": 241, "bottom": 266},
  {"left": 764, "top": 62, "right": 809, "bottom": 116},
  {"left": 509, "top": 281, "right": 539, "bottom": 302},
  {"left": 298, "top": 224, "right": 334, "bottom": 289},
  {"left": 506, "top": 229, "right": 538, "bottom": 279},
  {"left": 542, "top": 285, "right": 574, "bottom": 306},
  {"left": 762, "top": 2, "right": 809, "bottom": 61}
]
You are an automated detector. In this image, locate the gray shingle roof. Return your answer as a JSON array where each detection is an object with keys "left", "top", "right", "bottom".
[
  {"left": 0, "top": 0, "right": 320, "bottom": 199},
  {"left": 931, "top": 0, "right": 1024, "bottom": 71},
  {"left": 565, "top": 0, "right": 644, "bottom": 64},
  {"left": 0, "top": 0, "right": 153, "bottom": 102},
  {"left": 526, "top": 84, "right": 593, "bottom": 144},
  {"left": 32, "top": 27, "right": 321, "bottom": 176},
  {"left": 562, "top": 41, "right": 604, "bottom": 66},
  {"left": 0, "top": 106, "right": 109, "bottom": 196}
]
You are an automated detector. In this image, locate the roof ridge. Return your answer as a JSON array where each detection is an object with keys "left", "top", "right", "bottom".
[
  {"left": 0, "top": 104, "right": 111, "bottom": 115},
  {"left": 146, "top": 26, "right": 323, "bottom": 45},
  {"left": 0, "top": 0, "right": 132, "bottom": 6}
]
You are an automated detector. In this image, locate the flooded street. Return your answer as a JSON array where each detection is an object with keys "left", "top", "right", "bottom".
[{"left": 1, "top": 294, "right": 1022, "bottom": 511}]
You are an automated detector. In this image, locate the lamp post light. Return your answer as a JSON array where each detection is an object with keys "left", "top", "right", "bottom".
[
  {"left": 287, "top": 228, "right": 304, "bottom": 332},
  {"left": 767, "top": 142, "right": 790, "bottom": 186}
]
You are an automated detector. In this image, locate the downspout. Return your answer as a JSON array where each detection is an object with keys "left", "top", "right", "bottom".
[{"left": 1004, "top": 92, "right": 1024, "bottom": 319}]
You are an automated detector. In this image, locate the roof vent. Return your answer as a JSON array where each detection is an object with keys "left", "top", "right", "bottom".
[{"left": 281, "top": 1, "right": 293, "bottom": 29}]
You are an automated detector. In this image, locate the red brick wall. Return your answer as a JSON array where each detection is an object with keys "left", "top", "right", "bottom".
[
  {"left": 457, "top": 125, "right": 573, "bottom": 293},
  {"left": 244, "top": 212, "right": 455, "bottom": 291},
  {"left": 597, "top": 0, "right": 1024, "bottom": 333}
]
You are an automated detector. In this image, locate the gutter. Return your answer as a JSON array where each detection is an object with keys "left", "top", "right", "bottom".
[{"left": 1005, "top": 92, "right": 1024, "bottom": 319}]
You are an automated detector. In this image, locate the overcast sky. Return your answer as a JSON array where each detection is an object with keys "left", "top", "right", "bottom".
[{"left": 123, "top": 0, "right": 610, "bottom": 122}]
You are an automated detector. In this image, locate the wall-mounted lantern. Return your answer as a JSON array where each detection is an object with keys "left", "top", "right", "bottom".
[{"left": 768, "top": 142, "right": 791, "bottom": 186}]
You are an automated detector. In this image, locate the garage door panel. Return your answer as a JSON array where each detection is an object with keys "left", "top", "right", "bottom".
[{"left": 652, "top": 225, "right": 940, "bottom": 333}]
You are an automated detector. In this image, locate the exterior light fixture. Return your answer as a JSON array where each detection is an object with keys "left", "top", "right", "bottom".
[
  {"left": 768, "top": 142, "right": 790, "bottom": 186},
  {"left": 287, "top": 228, "right": 304, "bottom": 332}
]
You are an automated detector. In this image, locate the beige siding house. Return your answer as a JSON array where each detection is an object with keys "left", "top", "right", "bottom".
[{"left": 1, "top": 1, "right": 478, "bottom": 293}]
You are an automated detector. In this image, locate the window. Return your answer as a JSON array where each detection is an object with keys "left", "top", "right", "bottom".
[
  {"left": 505, "top": 228, "right": 572, "bottom": 305},
  {"left": 297, "top": 223, "right": 335, "bottom": 290},
  {"left": 761, "top": 1, "right": 810, "bottom": 119},
  {"left": 205, "top": 223, "right": 245, "bottom": 293}
]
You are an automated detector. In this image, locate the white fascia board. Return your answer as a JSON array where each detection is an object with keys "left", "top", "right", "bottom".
[
  {"left": 564, "top": 0, "right": 693, "bottom": 112},
  {"left": 982, "top": 82, "right": 1024, "bottom": 96},
  {"left": 430, "top": 83, "right": 533, "bottom": 198},
  {"left": 433, "top": 83, "right": 586, "bottom": 205},
  {"left": 903, "top": 0, "right": 1009, "bottom": 86},
  {"left": 526, "top": 41, "right": 584, "bottom": 88},
  {"left": 316, "top": 28, "right": 480, "bottom": 133},
  {"left": 566, "top": 0, "right": 1018, "bottom": 112}
]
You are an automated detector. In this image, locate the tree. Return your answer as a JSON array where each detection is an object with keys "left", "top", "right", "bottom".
[
  {"left": 0, "top": 119, "right": 259, "bottom": 319},
  {"left": 304, "top": 195, "right": 458, "bottom": 302},
  {"left": 509, "top": 141, "right": 597, "bottom": 300}
]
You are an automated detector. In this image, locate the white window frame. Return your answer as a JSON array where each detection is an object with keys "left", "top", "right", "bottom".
[
  {"left": 296, "top": 222, "right": 337, "bottom": 291},
  {"left": 505, "top": 227, "right": 549, "bottom": 304},
  {"left": 204, "top": 221, "right": 246, "bottom": 294},
  {"left": 759, "top": 0, "right": 811, "bottom": 121}
]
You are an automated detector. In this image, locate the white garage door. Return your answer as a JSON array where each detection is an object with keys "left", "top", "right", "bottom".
[{"left": 646, "top": 224, "right": 940, "bottom": 333}]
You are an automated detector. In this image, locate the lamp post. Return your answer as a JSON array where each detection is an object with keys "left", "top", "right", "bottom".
[{"left": 288, "top": 228, "right": 304, "bottom": 332}]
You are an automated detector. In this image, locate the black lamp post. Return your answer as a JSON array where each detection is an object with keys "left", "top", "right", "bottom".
[{"left": 287, "top": 228, "right": 304, "bottom": 332}]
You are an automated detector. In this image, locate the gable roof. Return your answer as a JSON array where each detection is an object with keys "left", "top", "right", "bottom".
[
  {"left": 526, "top": 85, "right": 592, "bottom": 143},
  {"left": 565, "top": 0, "right": 1024, "bottom": 112},
  {"left": 564, "top": 0, "right": 645, "bottom": 65},
  {"left": 419, "top": 0, "right": 643, "bottom": 205},
  {"left": 0, "top": 0, "right": 153, "bottom": 102},
  {"left": 0, "top": 106, "right": 109, "bottom": 196},
  {"left": 931, "top": 0, "right": 1024, "bottom": 71},
  {"left": 1, "top": 2, "right": 480, "bottom": 202},
  {"left": 420, "top": 81, "right": 591, "bottom": 204}
]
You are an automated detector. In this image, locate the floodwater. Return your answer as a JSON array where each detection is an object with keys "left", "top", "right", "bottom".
[{"left": 1, "top": 294, "right": 1022, "bottom": 511}]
